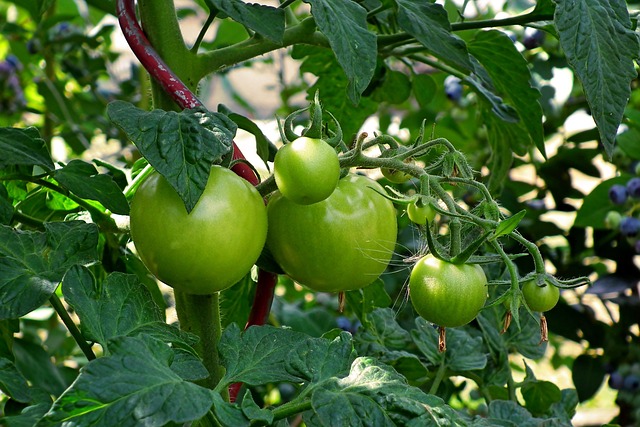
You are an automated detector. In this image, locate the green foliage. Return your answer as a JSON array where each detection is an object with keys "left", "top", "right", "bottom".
[{"left": 1, "top": 0, "right": 639, "bottom": 425}]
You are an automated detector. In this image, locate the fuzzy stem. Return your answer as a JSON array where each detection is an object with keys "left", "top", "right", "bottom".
[{"left": 174, "top": 291, "right": 226, "bottom": 393}]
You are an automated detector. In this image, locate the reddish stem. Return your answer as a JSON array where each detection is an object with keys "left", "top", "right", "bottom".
[
  {"left": 117, "top": 0, "right": 276, "bottom": 401},
  {"left": 115, "top": 0, "right": 258, "bottom": 185}
]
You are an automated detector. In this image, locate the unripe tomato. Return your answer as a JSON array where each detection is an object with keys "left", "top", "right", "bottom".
[
  {"left": 409, "top": 255, "right": 487, "bottom": 327},
  {"left": 522, "top": 279, "right": 560, "bottom": 312},
  {"left": 273, "top": 136, "right": 340, "bottom": 205},
  {"left": 407, "top": 200, "right": 436, "bottom": 225},
  {"left": 382, "top": 168, "right": 412, "bottom": 184},
  {"left": 130, "top": 166, "right": 267, "bottom": 295},
  {"left": 267, "top": 174, "right": 397, "bottom": 292}
]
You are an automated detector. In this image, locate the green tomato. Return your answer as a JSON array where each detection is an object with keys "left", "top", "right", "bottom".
[
  {"left": 409, "top": 254, "right": 487, "bottom": 327},
  {"left": 267, "top": 174, "right": 397, "bottom": 292},
  {"left": 522, "top": 279, "right": 560, "bottom": 312},
  {"left": 274, "top": 136, "right": 340, "bottom": 205},
  {"left": 407, "top": 200, "right": 436, "bottom": 225},
  {"left": 382, "top": 168, "right": 412, "bottom": 184},
  {"left": 130, "top": 166, "right": 267, "bottom": 295}
]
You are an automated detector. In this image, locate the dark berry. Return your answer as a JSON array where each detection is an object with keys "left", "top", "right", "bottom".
[
  {"left": 635, "top": 240, "right": 640, "bottom": 254},
  {"left": 626, "top": 177, "right": 640, "bottom": 198},
  {"left": 336, "top": 316, "right": 352, "bottom": 331},
  {"left": 609, "top": 184, "right": 628, "bottom": 205},
  {"left": 523, "top": 28, "right": 546, "bottom": 50},
  {"left": 620, "top": 216, "right": 640, "bottom": 237},
  {"left": 444, "top": 76, "right": 463, "bottom": 102},
  {"left": 609, "top": 371, "right": 624, "bottom": 390},
  {"left": 526, "top": 199, "right": 546, "bottom": 210},
  {"left": 623, "top": 374, "right": 640, "bottom": 392}
]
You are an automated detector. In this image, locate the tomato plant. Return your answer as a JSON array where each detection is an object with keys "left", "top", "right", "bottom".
[
  {"left": 409, "top": 254, "right": 488, "bottom": 327},
  {"left": 2, "top": 0, "right": 636, "bottom": 424},
  {"left": 266, "top": 174, "right": 397, "bottom": 292},
  {"left": 522, "top": 279, "right": 560, "bottom": 313},
  {"left": 130, "top": 166, "right": 267, "bottom": 294},
  {"left": 273, "top": 136, "right": 340, "bottom": 205}
]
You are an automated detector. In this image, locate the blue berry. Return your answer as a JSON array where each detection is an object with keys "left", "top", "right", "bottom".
[
  {"left": 623, "top": 375, "right": 640, "bottom": 392},
  {"left": 635, "top": 240, "right": 640, "bottom": 254},
  {"left": 336, "top": 316, "right": 352, "bottom": 331},
  {"left": 609, "top": 371, "right": 625, "bottom": 390},
  {"left": 620, "top": 216, "right": 640, "bottom": 237},
  {"left": 523, "top": 28, "right": 546, "bottom": 50},
  {"left": 609, "top": 184, "right": 628, "bottom": 205},
  {"left": 626, "top": 177, "right": 640, "bottom": 198},
  {"left": 444, "top": 76, "right": 463, "bottom": 102}
]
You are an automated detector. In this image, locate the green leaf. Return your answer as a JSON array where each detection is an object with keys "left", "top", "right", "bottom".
[
  {"left": 218, "top": 105, "right": 277, "bottom": 164},
  {"left": 0, "top": 403, "right": 51, "bottom": 427},
  {"left": 412, "top": 74, "right": 437, "bottom": 109},
  {"left": 493, "top": 210, "right": 526, "bottom": 239},
  {"left": 208, "top": 0, "right": 285, "bottom": 43},
  {"left": 211, "top": 393, "right": 250, "bottom": 427},
  {"left": 62, "top": 266, "right": 191, "bottom": 352},
  {"left": 39, "top": 335, "right": 214, "bottom": 427},
  {"left": 467, "top": 74, "right": 520, "bottom": 124},
  {"left": 395, "top": 0, "right": 473, "bottom": 72},
  {"left": 521, "top": 380, "right": 562, "bottom": 416},
  {"left": 13, "top": 338, "right": 71, "bottom": 397},
  {"left": 372, "top": 70, "right": 412, "bottom": 105},
  {"left": 240, "top": 390, "right": 274, "bottom": 425},
  {"left": 345, "top": 280, "right": 392, "bottom": 324},
  {"left": 0, "top": 185, "right": 13, "bottom": 225},
  {"left": 0, "top": 221, "right": 99, "bottom": 320},
  {"left": 307, "top": 357, "right": 462, "bottom": 426},
  {"left": 571, "top": 354, "right": 605, "bottom": 402},
  {"left": 107, "top": 101, "right": 236, "bottom": 213},
  {"left": 574, "top": 176, "right": 629, "bottom": 229},
  {"left": 53, "top": 160, "right": 129, "bottom": 215},
  {"left": 616, "top": 127, "right": 640, "bottom": 159},
  {"left": 468, "top": 30, "right": 545, "bottom": 158},
  {"left": 554, "top": 0, "right": 639, "bottom": 157},
  {"left": 355, "top": 308, "right": 411, "bottom": 356},
  {"left": 218, "top": 324, "right": 307, "bottom": 387},
  {"left": 285, "top": 331, "right": 356, "bottom": 383},
  {"left": 412, "top": 317, "right": 487, "bottom": 372},
  {"left": 0, "top": 127, "right": 54, "bottom": 171},
  {"left": 0, "top": 357, "right": 32, "bottom": 403},
  {"left": 219, "top": 274, "right": 256, "bottom": 329},
  {"left": 481, "top": 104, "right": 519, "bottom": 193},
  {"left": 304, "top": 0, "right": 377, "bottom": 104}
]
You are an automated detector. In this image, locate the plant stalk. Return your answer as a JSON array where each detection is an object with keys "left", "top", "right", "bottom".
[{"left": 49, "top": 293, "right": 96, "bottom": 360}]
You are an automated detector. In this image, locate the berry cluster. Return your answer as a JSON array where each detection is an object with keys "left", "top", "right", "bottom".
[
  {"left": 605, "top": 177, "right": 640, "bottom": 252},
  {"left": 0, "top": 55, "right": 26, "bottom": 115},
  {"left": 608, "top": 370, "right": 640, "bottom": 392}
]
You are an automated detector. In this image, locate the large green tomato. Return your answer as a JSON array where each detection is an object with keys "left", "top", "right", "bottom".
[
  {"left": 273, "top": 136, "right": 340, "bottom": 205},
  {"left": 267, "top": 174, "right": 397, "bottom": 292},
  {"left": 409, "top": 254, "right": 487, "bottom": 327},
  {"left": 130, "top": 166, "right": 267, "bottom": 295},
  {"left": 522, "top": 279, "right": 560, "bottom": 312}
]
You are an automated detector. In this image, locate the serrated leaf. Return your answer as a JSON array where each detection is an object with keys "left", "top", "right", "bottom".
[
  {"left": 304, "top": 0, "right": 377, "bottom": 104},
  {"left": 39, "top": 335, "right": 214, "bottom": 427},
  {"left": 0, "top": 221, "right": 99, "bottom": 320},
  {"left": 396, "top": 0, "right": 473, "bottom": 72},
  {"left": 218, "top": 324, "right": 307, "bottom": 387},
  {"left": 285, "top": 331, "right": 356, "bottom": 383},
  {"left": 0, "top": 127, "right": 54, "bottom": 171},
  {"left": 555, "top": 0, "right": 639, "bottom": 157},
  {"left": 493, "top": 210, "right": 526, "bottom": 239},
  {"left": 208, "top": 0, "right": 285, "bottom": 43},
  {"left": 0, "top": 184, "right": 13, "bottom": 224},
  {"left": 13, "top": 339, "right": 71, "bottom": 397},
  {"left": 240, "top": 390, "right": 274, "bottom": 425},
  {"left": 169, "top": 348, "right": 210, "bottom": 381},
  {"left": 466, "top": 73, "right": 520, "bottom": 124},
  {"left": 345, "top": 280, "right": 392, "bottom": 324},
  {"left": 521, "top": 380, "right": 562, "bottom": 416},
  {"left": 107, "top": 101, "right": 236, "bottom": 212},
  {"left": 211, "top": 393, "right": 250, "bottom": 427},
  {"left": 219, "top": 274, "right": 256, "bottom": 329},
  {"left": 308, "top": 357, "right": 461, "bottom": 426},
  {"left": 0, "top": 357, "right": 32, "bottom": 403},
  {"left": 62, "top": 266, "right": 191, "bottom": 353},
  {"left": 468, "top": 30, "right": 545, "bottom": 158},
  {"left": 53, "top": 160, "right": 129, "bottom": 215},
  {"left": 412, "top": 317, "right": 487, "bottom": 372},
  {"left": 355, "top": 308, "right": 411, "bottom": 356}
]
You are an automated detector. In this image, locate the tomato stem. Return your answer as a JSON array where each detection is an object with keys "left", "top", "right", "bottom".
[
  {"left": 429, "top": 354, "right": 447, "bottom": 395},
  {"left": 174, "top": 291, "right": 227, "bottom": 395},
  {"left": 49, "top": 294, "right": 96, "bottom": 361}
]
